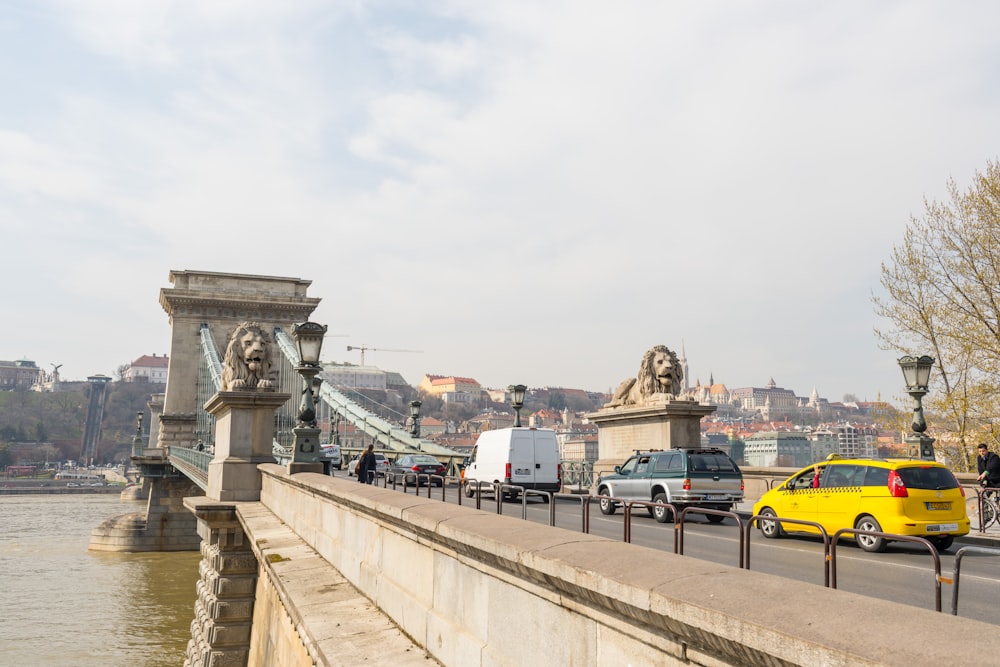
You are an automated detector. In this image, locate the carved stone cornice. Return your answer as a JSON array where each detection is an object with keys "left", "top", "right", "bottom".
[
  {"left": 160, "top": 292, "right": 321, "bottom": 321},
  {"left": 159, "top": 269, "right": 321, "bottom": 321}
]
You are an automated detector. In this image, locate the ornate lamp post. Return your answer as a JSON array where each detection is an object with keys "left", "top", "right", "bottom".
[
  {"left": 131, "top": 411, "right": 144, "bottom": 457},
  {"left": 898, "top": 355, "right": 936, "bottom": 460},
  {"left": 289, "top": 321, "right": 328, "bottom": 474},
  {"left": 509, "top": 384, "right": 527, "bottom": 428},
  {"left": 409, "top": 400, "right": 422, "bottom": 438}
]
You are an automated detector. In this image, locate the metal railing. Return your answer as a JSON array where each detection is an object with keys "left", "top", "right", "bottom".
[
  {"left": 950, "top": 545, "right": 1000, "bottom": 615},
  {"left": 830, "top": 529, "right": 944, "bottom": 611},
  {"left": 168, "top": 446, "right": 212, "bottom": 491},
  {"left": 742, "top": 516, "right": 832, "bottom": 587}
]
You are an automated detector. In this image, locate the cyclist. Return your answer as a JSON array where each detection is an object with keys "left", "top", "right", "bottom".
[{"left": 976, "top": 443, "right": 1000, "bottom": 489}]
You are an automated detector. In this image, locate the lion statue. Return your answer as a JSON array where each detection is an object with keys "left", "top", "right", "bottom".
[
  {"left": 221, "top": 321, "right": 275, "bottom": 391},
  {"left": 604, "top": 344, "right": 683, "bottom": 408}
]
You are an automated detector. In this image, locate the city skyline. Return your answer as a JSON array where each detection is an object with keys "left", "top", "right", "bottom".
[{"left": 3, "top": 3, "right": 1000, "bottom": 406}]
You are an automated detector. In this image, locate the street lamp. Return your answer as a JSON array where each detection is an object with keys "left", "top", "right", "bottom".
[
  {"left": 509, "top": 384, "right": 527, "bottom": 428},
  {"left": 289, "top": 321, "right": 328, "bottom": 473},
  {"left": 131, "top": 411, "right": 144, "bottom": 457},
  {"left": 898, "top": 355, "right": 936, "bottom": 460},
  {"left": 409, "top": 400, "right": 422, "bottom": 438}
]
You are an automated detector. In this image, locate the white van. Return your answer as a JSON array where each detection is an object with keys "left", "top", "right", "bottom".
[{"left": 463, "top": 427, "right": 562, "bottom": 500}]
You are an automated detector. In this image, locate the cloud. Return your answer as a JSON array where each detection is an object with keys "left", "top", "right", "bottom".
[{"left": 2, "top": 1, "right": 1000, "bottom": 400}]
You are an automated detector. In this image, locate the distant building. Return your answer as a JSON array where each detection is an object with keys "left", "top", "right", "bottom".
[
  {"left": 416, "top": 416, "right": 446, "bottom": 437},
  {"left": 828, "top": 422, "right": 878, "bottom": 458},
  {"left": 806, "top": 428, "right": 841, "bottom": 461},
  {"left": 743, "top": 431, "right": 813, "bottom": 468},
  {"left": 0, "top": 359, "right": 43, "bottom": 391},
  {"left": 419, "top": 375, "right": 484, "bottom": 403},
  {"left": 125, "top": 354, "right": 169, "bottom": 383},
  {"left": 560, "top": 435, "right": 599, "bottom": 462},
  {"left": 322, "top": 363, "right": 387, "bottom": 390}
]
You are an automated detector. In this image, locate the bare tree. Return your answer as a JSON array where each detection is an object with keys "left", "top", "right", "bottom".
[{"left": 874, "top": 159, "right": 1000, "bottom": 470}]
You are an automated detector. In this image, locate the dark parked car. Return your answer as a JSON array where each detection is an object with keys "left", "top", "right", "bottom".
[{"left": 388, "top": 454, "right": 447, "bottom": 486}]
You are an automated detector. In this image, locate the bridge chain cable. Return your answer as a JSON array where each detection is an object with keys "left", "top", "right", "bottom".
[{"left": 273, "top": 328, "right": 464, "bottom": 459}]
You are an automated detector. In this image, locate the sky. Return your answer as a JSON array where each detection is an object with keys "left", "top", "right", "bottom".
[{"left": 3, "top": 1, "right": 1000, "bottom": 407}]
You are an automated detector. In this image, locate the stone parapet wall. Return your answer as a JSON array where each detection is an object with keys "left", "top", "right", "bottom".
[{"left": 254, "top": 464, "right": 1000, "bottom": 666}]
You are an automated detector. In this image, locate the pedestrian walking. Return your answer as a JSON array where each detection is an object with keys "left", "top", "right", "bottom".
[{"left": 357, "top": 444, "right": 376, "bottom": 484}]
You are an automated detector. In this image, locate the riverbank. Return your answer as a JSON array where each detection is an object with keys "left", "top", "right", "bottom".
[{"left": 0, "top": 480, "right": 128, "bottom": 495}]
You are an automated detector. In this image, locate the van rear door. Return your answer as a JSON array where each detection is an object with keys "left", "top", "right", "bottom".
[
  {"left": 533, "top": 432, "right": 559, "bottom": 486},
  {"left": 509, "top": 431, "right": 536, "bottom": 486}
]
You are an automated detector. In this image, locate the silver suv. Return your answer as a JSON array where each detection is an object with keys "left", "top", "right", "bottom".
[{"left": 596, "top": 448, "right": 744, "bottom": 523}]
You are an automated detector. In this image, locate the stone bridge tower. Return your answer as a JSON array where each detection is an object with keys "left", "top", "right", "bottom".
[{"left": 157, "top": 270, "right": 322, "bottom": 451}]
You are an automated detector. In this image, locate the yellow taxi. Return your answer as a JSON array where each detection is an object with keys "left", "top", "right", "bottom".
[{"left": 752, "top": 455, "right": 970, "bottom": 552}]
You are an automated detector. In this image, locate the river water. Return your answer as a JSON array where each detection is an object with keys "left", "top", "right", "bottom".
[{"left": 0, "top": 494, "right": 200, "bottom": 666}]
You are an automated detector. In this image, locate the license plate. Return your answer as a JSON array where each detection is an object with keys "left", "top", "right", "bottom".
[
  {"left": 926, "top": 502, "right": 951, "bottom": 510},
  {"left": 926, "top": 523, "right": 958, "bottom": 533},
  {"left": 706, "top": 495, "right": 727, "bottom": 501}
]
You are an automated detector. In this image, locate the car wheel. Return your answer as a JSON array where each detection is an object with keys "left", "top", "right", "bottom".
[
  {"left": 758, "top": 508, "right": 783, "bottom": 538},
  {"left": 706, "top": 513, "right": 726, "bottom": 524},
  {"left": 652, "top": 493, "right": 672, "bottom": 523},
  {"left": 464, "top": 482, "right": 476, "bottom": 498},
  {"left": 930, "top": 535, "right": 955, "bottom": 552},
  {"left": 598, "top": 490, "right": 616, "bottom": 515},
  {"left": 855, "top": 515, "right": 886, "bottom": 553}
]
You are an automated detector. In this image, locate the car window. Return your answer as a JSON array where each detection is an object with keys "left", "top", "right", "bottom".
[
  {"left": 653, "top": 452, "right": 682, "bottom": 472},
  {"left": 822, "top": 465, "right": 862, "bottom": 487},
  {"left": 634, "top": 455, "right": 652, "bottom": 474},
  {"left": 618, "top": 457, "right": 639, "bottom": 474},
  {"left": 897, "top": 466, "right": 959, "bottom": 490},
  {"left": 787, "top": 469, "right": 817, "bottom": 490},
  {"left": 863, "top": 466, "right": 890, "bottom": 487},
  {"left": 411, "top": 455, "right": 440, "bottom": 465},
  {"left": 689, "top": 453, "right": 738, "bottom": 473}
]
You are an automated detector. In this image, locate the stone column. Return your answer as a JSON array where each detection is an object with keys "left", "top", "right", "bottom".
[
  {"left": 184, "top": 498, "right": 258, "bottom": 667},
  {"left": 586, "top": 398, "right": 717, "bottom": 480},
  {"left": 204, "top": 391, "right": 291, "bottom": 502}
]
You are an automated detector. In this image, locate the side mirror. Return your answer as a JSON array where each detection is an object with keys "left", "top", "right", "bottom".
[{"left": 614, "top": 465, "right": 621, "bottom": 474}]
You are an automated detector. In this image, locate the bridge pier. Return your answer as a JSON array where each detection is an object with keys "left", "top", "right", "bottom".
[
  {"left": 90, "top": 452, "right": 202, "bottom": 552},
  {"left": 184, "top": 498, "right": 259, "bottom": 667}
]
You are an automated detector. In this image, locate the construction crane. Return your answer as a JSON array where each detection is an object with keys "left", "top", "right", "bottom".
[{"left": 346, "top": 345, "right": 422, "bottom": 366}]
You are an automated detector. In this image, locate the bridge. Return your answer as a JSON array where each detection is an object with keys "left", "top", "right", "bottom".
[
  {"left": 90, "top": 269, "right": 998, "bottom": 666},
  {"left": 167, "top": 323, "right": 467, "bottom": 490}
]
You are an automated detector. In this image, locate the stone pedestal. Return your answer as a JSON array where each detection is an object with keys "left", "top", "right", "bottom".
[
  {"left": 288, "top": 425, "right": 324, "bottom": 475},
  {"left": 205, "top": 391, "right": 291, "bottom": 502},
  {"left": 184, "top": 497, "right": 258, "bottom": 667},
  {"left": 586, "top": 398, "right": 716, "bottom": 480}
]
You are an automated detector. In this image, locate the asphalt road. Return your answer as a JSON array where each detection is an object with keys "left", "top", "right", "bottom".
[{"left": 378, "top": 477, "right": 1000, "bottom": 624}]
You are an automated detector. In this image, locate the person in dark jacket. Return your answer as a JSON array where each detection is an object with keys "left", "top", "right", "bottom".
[
  {"left": 357, "top": 444, "right": 376, "bottom": 484},
  {"left": 976, "top": 443, "right": 1000, "bottom": 488}
]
